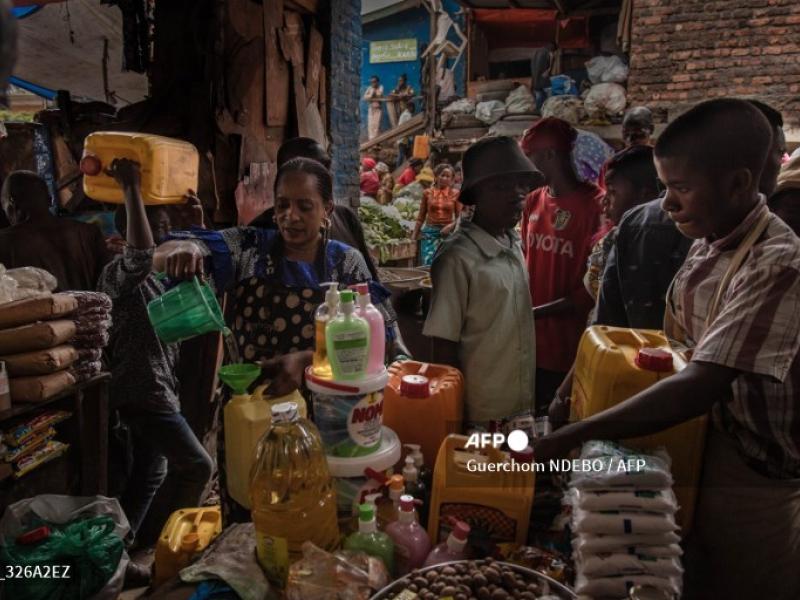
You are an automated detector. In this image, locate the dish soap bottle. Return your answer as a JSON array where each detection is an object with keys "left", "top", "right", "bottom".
[
  {"left": 326, "top": 290, "right": 370, "bottom": 381},
  {"left": 423, "top": 520, "right": 470, "bottom": 567},
  {"left": 344, "top": 502, "right": 395, "bottom": 575},
  {"left": 250, "top": 402, "right": 340, "bottom": 588},
  {"left": 352, "top": 282, "right": 385, "bottom": 374},
  {"left": 313, "top": 282, "right": 339, "bottom": 378},
  {"left": 402, "top": 456, "right": 428, "bottom": 526},
  {"left": 385, "top": 495, "right": 431, "bottom": 575}
]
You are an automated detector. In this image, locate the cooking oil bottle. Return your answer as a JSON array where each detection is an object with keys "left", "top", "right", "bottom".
[{"left": 250, "top": 401, "right": 340, "bottom": 587}]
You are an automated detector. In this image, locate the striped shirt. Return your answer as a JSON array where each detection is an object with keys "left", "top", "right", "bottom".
[{"left": 666, "top": 197, "right": 800, "bottom": 478}]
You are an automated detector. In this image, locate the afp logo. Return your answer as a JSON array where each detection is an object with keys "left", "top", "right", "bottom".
[{"left": 464, "top": 429, "right": 530, "bottom": 452}]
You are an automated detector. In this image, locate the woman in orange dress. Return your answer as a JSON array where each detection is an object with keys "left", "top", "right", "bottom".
[{"left": 412, "top": 163, "right": 461, "bottom": 266}]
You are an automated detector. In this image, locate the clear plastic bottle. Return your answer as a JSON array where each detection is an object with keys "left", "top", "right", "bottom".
[
  {"left": 385, "top": 495, "right": 431, "bottom": 575},
  {"left": 351, "top": 282, "right": 385, "bottom": 374},
  {"left": 343, "top": 503, "right": 395, "bottom": 575},
  {"left": 313, "top": 282, "right": 339, "bottom": 378},
  {"left": 250, "top": 401, "right": 340, "bottom": 588},
  {"left": 404, "top": 444, "right": 432, "bottom": 496},
  {"left": 423, "top": 520, "right": 470, "bottom": 567}
]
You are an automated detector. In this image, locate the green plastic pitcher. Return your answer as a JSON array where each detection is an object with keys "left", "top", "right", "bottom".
[{"left": 147, "top": 277, "right": 226, "bottom": 344}]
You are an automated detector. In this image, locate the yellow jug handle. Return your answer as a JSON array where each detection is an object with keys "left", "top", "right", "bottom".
[{"left": 251, "top": 384, "right": 269, "bottom": 401}]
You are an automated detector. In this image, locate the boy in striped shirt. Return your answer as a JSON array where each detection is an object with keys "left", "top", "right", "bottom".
[{"left": 536, "top": 99, "right": 800, "bottom": 600}]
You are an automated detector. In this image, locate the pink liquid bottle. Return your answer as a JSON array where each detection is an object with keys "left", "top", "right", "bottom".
[
  {"left": 423, "top": 520, "right": 470, "bottom": 567},
  {"left": 351, "top": 283, "right": 385, "bottom": 374},
  {"left": 385, "top": 495, "right": 431, "bottom": 576}
]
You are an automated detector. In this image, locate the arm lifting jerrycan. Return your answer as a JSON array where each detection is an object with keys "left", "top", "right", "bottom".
[
  {"left": 81, "top": 132, "right": 199, "bottom": 205},
  {"left": 570, "top": 326, "right": 708, "bottom": 533}
]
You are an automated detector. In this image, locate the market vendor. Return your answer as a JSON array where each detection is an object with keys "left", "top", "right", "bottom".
[
  {"left": 396, "top": 158, "right": 424, "bottom": 188},
  {"left": 413, "top": 163, "right": 461, "bottom": 266},
  {"left": 535, "top": 99, "right": 800, "bottom": 600},
  {"left": 153, "top": 157, "right": 399, "bottom": 396}
]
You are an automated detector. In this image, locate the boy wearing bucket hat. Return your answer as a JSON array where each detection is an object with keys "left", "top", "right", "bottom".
[
  {"left": 98, "top": 159, "right": 213, "bottom": 554},
  {"left": 423, "top": 136, "right": 543, "bottom": 426}
]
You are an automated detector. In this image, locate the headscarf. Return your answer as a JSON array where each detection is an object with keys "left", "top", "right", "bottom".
[
  {"left": 520, "top": 117, "right": 577, "bottom": 155},
  {"left": 361, "top": 157, "right": 377, "bottom": 171},
  {"left": 375, "top": 162, "right": 390, "bottom": 176},
  {"left": 416, "top": 167, "right": 435, "bottom": 184}
]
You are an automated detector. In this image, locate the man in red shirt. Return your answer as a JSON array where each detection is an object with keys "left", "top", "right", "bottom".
[{"left": 519, "top": 118, "right": 605, "bottom": 415}]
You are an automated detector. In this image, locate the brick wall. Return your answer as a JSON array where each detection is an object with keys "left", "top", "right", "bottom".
[
  {"left": 329, "top": 0, "right": 362, "bottom": 206},
  {"left": 628, "top": 0, "right": 800, "bottom": 127}
]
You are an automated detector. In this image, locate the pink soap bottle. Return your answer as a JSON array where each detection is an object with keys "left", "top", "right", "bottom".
[
  {"left": 385, "top": 495, "right": 432, "bottom": 576},
  {"left": 423, "top": 520, "right": 470, "bottom": 567},
  {"left": 352, "top": 283, "right": 385, "bottom": 374}
]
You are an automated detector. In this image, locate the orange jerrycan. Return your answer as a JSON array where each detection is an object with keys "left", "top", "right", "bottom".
[
  {"left": 427, "top": 435, "right": 534, "bottom": 548},
  {"left": 153, "top": 506, "right": 222, "bottom": 586},
  {"left": 571, "top": 326, "right": 707, "bottom": 532},
  {"left": 81, "top": 131, "right": 199, "bottom": 204},
  {"left": 383, "top": 361, "right": 464, "bottom": 466}
]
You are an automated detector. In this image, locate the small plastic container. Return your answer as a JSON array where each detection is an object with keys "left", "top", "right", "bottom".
[
  {"left": 386, "top": 495, "right": 431, "bottom": 575},
  {"left": 147, "top": 277, "right": 225, "bottom": 344},
  {"left": 423, "top": 520, "right": 470, "bottom": 567},
  {"left": 154, "top": 506, "right": 222, "bottom": 586},
  {"left": 81, "top": 131, "right": 199, "bottom": 205}
]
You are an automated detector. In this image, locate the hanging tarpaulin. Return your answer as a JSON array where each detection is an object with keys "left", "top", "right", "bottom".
[
  {"left": 472, "top": 9, "right": 589, "bottom": 50},
  {"left": 13, "top": 0, "right": 148, "bottom": 105}
]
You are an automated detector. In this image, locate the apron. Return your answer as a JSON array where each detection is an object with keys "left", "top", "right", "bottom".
[{"left": 230, "top": 240, "right": 331, "bottom": 363}]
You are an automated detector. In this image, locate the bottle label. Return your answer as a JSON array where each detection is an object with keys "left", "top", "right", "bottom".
[
  {"left": 331, "top": 332, "right": 368, "bottom": 375},
  {"left": 255, "top": 532, "right": 289, "bottom": 587},
  {"left": 347, "top": 391, "right": 383, "bottom": 448}
]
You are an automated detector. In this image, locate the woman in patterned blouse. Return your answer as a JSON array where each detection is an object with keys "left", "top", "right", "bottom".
[{"left": 154, "top": 158, "right": 397, "bottom": 396}]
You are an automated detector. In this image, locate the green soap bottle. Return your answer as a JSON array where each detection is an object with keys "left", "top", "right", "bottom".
[
  {"left": 325, "top": 289, "right": 370, "bottom": 381},
  {"left": 343, "top": 503, "right": 395, "bottom": 575}
]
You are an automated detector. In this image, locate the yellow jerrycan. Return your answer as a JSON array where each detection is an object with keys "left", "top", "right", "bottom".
[
  {"left": 153, "top": 506, "right": 222, "bottom": 586},
  {"left": 571, "top": 326, "right": 707, "bottom": 532},
  {"left": 81, "top": 131, "right": 199, "bottom": 204},
  {"left": 224, "top": 384, "right": 307, "bottom": 509},
  {"left": 427, "top": 434, "right": 534, "bottom": 548}
]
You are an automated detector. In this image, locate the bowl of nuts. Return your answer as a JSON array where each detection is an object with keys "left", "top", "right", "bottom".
[{"left": 370, "top": 558, "right": 576, "bottom": 599}]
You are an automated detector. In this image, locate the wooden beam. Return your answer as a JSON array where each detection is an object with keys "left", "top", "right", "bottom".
[
  {"left": 285, "top": 0, "right": 319, "bottom": 14},
  {"left": 551, "top": 0, "right": 567, "bottom": 14},
  {"left": 360, "top": 113, "right": 425, "bottom": 152},
  {"left": 569, "top": 7, "right": 620, "bottom": 16}
]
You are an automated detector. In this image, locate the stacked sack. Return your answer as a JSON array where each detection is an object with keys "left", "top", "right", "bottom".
[
  {"left": 0, "top": 289, "right": 112, "bottom": 404},
  {"left": 570, "top": 441, "right": 683, "bottom": 600}
]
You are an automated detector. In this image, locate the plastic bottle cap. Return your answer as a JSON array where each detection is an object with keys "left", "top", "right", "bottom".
[
  {"left": 271, "top": 401, "right": 298, "bottom": 423},
  {"left": 339, "top": 290, "right": 355, "bottom": 303},
  {"left": 352, "top": 282, "right": 369, "bottom": 296},
  {"left": 181, "top": 533, "right": 200, "bottom": 551},
  {"left": 79, "top": 154, "right": 102, "bottom": 176},
  {"left": 399, "top": 494, "right": 416, "bottom": 511},
  {"left": 358, "top": 503, "right": 376, "bottom": 522},
  {"left": 635, "top": 348, "right": 674, "bottom": 372},
  {"left": 510, "top": 446, "right": 534, "bottom": 463},
  {"left": 452, "top": 520, "right": 470, "bottom": 541},
  {"left": 388, "top": 474, "right": 405, "bottom": 492},
  {"left": 321, "top": 282, "right": 340, "bottom": 306},
  {"left": 400, "top": 375, "right": 431, "bottom": 398}
]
